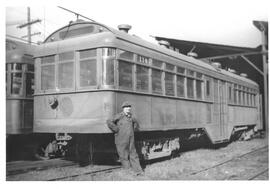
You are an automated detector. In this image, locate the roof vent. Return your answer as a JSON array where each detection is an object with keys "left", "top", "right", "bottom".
[
  {"left": 211, "top": 62, "right": 221, "bottom": 70},
  {"left": 158, "top": 40, "right": 170, "bottom": 48},
  {"left": 118, "top": 24, "right": 132, "bottom": 33},
  {"left": 240, "top": 73, "right": 248, "bottom": 78},
  {"left": 228, "top": 68, "right": 236, "bottom": 74},
  {"left": 187, "top": 52, "right": 198, "bottom": 58}
]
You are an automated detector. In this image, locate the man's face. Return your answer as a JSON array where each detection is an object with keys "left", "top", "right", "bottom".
[{"left": 123, "top": 106, "right": 131, "bottom": 115}]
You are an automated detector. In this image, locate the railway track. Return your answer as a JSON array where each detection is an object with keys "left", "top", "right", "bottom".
[
  {"left": 47, "top": 165, "right": 122, "bottom": 181},
  {"left": 6, "top": 144, "right": 268, "bottom": 180},
  {"left": 6, "top": 158, "right": 76, "bottom": 176},
  {"left": 248, "top": 168, "right": 269, "bottom": 180},
  {"left": 186, "top": 145, "right": 268, "bottom": 180}
]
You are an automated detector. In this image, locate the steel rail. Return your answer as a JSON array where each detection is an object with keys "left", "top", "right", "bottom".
[
  {"left": 47, "top": 166, "right": 122, "bottom": 181},
  {"left": 190, "top": 145, "right": 268, "bottom": 176},
  {"left": 248, "top": 168, "right": 269, "bottom": 180},
  {"left": 6, "top": 158, "right": 76, "bottom": 176}
]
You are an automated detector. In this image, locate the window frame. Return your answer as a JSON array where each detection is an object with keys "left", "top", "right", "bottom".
[
  {"left": 118, "top": 60, "right": 134, "bottom": 90},
  {"left": 58, "top": 51, "right": 75, "bottom": 90},
  {"left": 39, "top": 54, "right": 56, "bottom": 93},
  {"left": 136, "top": 64, "right": 149, "bottom": 92},
  {"left": 204, "top": 76, "right": 213, "bottom": 101},
  {"left": 77, "top": 49, "right": 98, "bottom": 90}
]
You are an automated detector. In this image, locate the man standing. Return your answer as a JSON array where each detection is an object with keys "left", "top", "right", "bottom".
[{"left": 107, "top": 101, "right": 144, "bottom": 175}]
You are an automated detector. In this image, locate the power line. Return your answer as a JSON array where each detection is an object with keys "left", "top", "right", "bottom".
[{"left": 16, "top": 7, "right": 42, "bottom": 44}]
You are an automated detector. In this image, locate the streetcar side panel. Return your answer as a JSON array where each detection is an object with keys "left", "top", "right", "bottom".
[{"left": 115, "top": 92, "right": 209, "bottom": 131}]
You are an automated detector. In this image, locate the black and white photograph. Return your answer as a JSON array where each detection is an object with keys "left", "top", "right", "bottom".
[{"left": 2, "top": 0, "right": 269, "bottom": 183}]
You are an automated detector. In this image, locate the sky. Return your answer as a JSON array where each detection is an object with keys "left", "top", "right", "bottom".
[{"left": 4, "top": 0, "right": 269, "bottom": 48}]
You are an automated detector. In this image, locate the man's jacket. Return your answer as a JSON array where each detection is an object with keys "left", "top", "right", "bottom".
[{"left": 107, "top": 112, "right": 139, "bottom": 144}]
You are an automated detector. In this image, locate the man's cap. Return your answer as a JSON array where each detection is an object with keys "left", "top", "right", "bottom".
[{"left": 121, "top": 101, "right": 132, "bottom": 108}]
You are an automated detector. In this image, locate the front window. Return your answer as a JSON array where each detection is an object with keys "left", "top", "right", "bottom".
[
  {"left": 58, "top": 52, "right": 74, "bottom": 89},
  {"left": 41, "top": 65, "right": 55, "bottom": 90},
  {"left": 41, "top": 55, "right": 55, "bottom": 90},
  {"left": 58, "top": 62, "right": 74, "bottom": 88},
  {"left": 80, "top": 59, "right": 97, "bottom": 86}
]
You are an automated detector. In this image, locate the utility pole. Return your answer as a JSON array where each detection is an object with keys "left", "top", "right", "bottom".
[
  {"left": 17, "top": 7, "right": 42, "bottom": 44},
  {"left": 27, "top": 7, "right": 31, "bottom": 43},
  {"left": 253, "top": 21, "right": 268, "bottom": 136},
  {"left": 261, "top": 23, "right": 268, "bottom": 137}
]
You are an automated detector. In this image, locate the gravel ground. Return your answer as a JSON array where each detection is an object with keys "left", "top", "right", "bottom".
[
  {"left": 93, "top": 137, "right": 268, "bottom": 181},
  {"left": 6, "top": 136, "right": 268, "bottom": 181}
]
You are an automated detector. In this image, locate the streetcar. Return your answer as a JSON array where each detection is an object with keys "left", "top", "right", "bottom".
[
  {"left": 6, "top": 39, "right": 57, "bottom": 161},
  {"left": 6, "top": 39, "right": 36, "bottom": 160},
  {"left": 33, "top": 19, "right": 262, "bottom": 163}
]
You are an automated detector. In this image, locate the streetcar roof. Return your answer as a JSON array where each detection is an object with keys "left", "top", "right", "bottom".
[{"left": 39, "top": 21, "right": 259, "bottom": 87}]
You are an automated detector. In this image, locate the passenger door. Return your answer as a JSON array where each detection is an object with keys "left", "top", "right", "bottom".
[
  {"left": 212, "top": 79, "right": 228, "bottom": 142},
  {"left": 219, "top": 80, "right": 228, "bottom": 139}
]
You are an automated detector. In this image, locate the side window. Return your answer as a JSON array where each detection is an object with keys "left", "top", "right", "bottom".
[
  {"left": 242, "top": 87, "right": 246, "bottom": 105},
  {"left": 136, "top": 65, "right": 149, "bottom": 92},
  {"left": 152, "top": 69, "right": 162, "bottom": 94},
  {"left": 247, "top": 88, "right": 250, "bottom": 106},
  {"left": 165, "top": 72, "right": 174, "bottom": 96},
  {"left": 196, "top": 80, "right": 203, "bottom": 99},
  {"left": 196, "top": 73, "right": 203, "bottom": 100},
  {"left": 187, "top": 78, "right": 194, "bottom": 98},
  {"left": 233, "top": 84, "right": 237, "bottom": 104},
  {"left": 177, "top": 75, "right": 185, "bottom": 97},
  {"left": 79, "top": 49, "right": 97, "bottom": 87},
  {"left": 205, "top": 76, "right": 212, "bottom": 101},
  {"left": 164, "top": 63, "right": 175, "bottom": 96},
  {"left": 187, "top": 70, "right": 195, "bottom": 99},
  {"left": 238, "top": 85, "right": 242, "bottom": 105},
  {"left": 228, "top": 83, "right": 233, "bottom": 103},
  {"left": 119, "top": 60, "right": 133, "bottom": 89}
]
